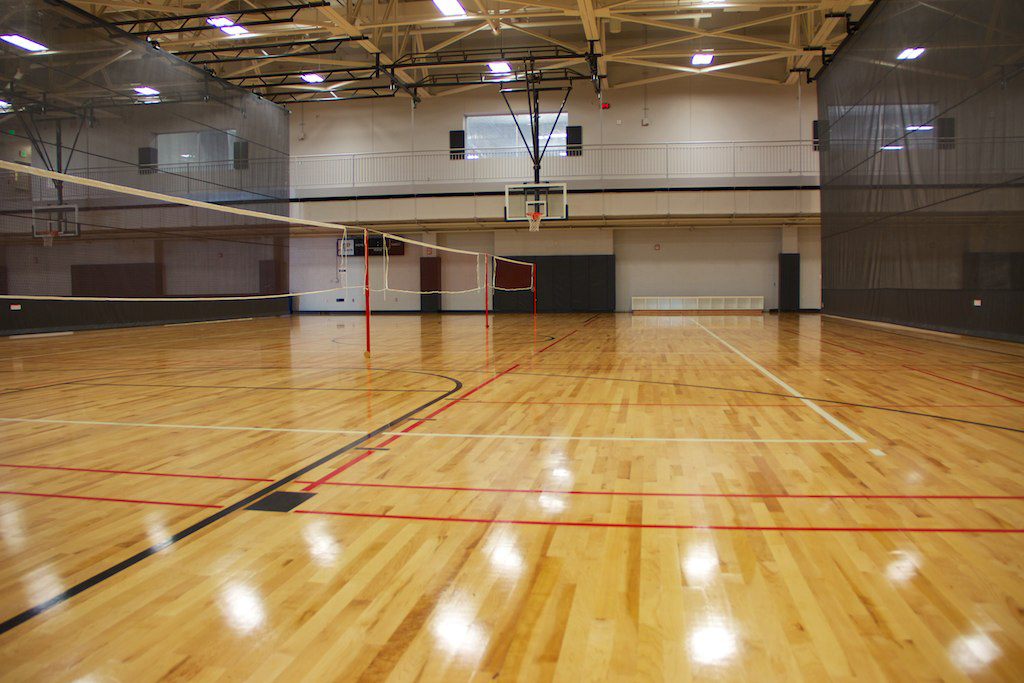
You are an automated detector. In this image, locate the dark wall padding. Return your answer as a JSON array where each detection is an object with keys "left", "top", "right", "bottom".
[
  {"left": 420, "top": 256, "right": 441, "bottom": 313},
  {"left": 778, "top": 253, "right": 800, "bottom": 312},
  {"left": 2, "top": 298, "right": 289, "bottom": 336},
  {"left": 817, "top": 0, "right": 1024, "bottom": 341},
  {"left": 493, "top": 255, "right": 615, "bottom": 313},
  {"left": 71, "top": 263, "right": 163, "bottom": 297}
]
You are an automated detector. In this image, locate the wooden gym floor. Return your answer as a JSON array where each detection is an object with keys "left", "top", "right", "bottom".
[{"left": 0, "top": 312, "right": 1022, "bottom": 682}]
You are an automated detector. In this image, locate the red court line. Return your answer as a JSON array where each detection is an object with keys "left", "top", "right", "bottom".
[
  {"left": 0, "top": 462, "right": 273, "bottom": 483},
  {"left": 972, "top": 365, "right": 1024, "bottom": 381},
  {"left": 537, "top": 330, "right": 577, "bottom": 353},
  {"left": 906, "top": 366, "right": 1024, "bottom": 405},
  {"left": 302, "top": 364, "right": 522, "bottom": 492},
  {"left": 311, "top": 480, "right": 1024, "bottom": 501},
  {"left": 436, "top": 399, "right": 1020, "bottom": 409},
  {"left": 0, "top": 489, "right": 222, "bottom": 509},
  {"left": 296, "top": 509, "right": 1023, "bottom": 533}
]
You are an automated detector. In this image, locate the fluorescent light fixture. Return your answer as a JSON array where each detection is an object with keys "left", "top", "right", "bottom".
[
  {"left": 1, "top": 34, "right": 48, "bottom": 52},
  {"left": 880, "top": 145, "right": 904, "bottom": 151},
  {"left": 906, "top": 124, "right": 934, "bottom": 131},
  {"left": 466, "top": 153, "right": 480, "bottom": 160},
  {"left": 206, "top": 17, "right": 248, "bottom": 36},
  {"left": 0, "top": 99, "right": 10, "bottom": 110},
  {"left": 432, "top": 0, "right": 466, "bottom": 17},
  {"left": 897, "top": 47, "right": 925, "bottom": 60},
  {"left": 691, "top": 51, "right": 714, "bottom": 66},
  {"left": 300, "top": 73, "right": 325, "bottom": 83},
  {"left": 134, "top": 86, "right": 160, "bottom": 96},
  {"left": 488, "top": 61, "right": 512, "bottom": 73}
]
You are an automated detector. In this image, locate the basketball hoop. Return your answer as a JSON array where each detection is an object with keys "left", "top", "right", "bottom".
[
  {"left": 527, "top": 211, "right": 543, "bottom": 232},
  {"left": 41, "top": 231, "right": 58, "bottom": 248}
]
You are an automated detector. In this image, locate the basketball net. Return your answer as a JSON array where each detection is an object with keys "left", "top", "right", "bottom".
[
  {"left": 41, "top": 231, "right": 57, "bottom": 248},
  {"left": 527, "top": 211, "right": 543, "bottom": 232}
]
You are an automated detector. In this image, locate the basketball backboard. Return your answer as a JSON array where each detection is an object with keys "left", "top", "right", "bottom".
[{"left": 505, "top": 183, "right": 568, "bottom": 228}]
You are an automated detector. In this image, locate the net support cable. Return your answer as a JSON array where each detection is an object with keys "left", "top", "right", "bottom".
[{"left": 1, "top": 160, "right": 534, "bottom": 302}]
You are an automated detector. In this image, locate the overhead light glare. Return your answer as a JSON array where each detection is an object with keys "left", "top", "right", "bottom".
[
  {"left": 488, "top": 61, "right": 512, "bottom": 73},
  {"left": 206, "top": 17, "right": 248, "bottom": 35},
  {"left": 0, "top": 99, "right": 10, "bottom": 111},
  {"left": 691, "top": 51, "right": 714, "bottom": 66},
  {"left": 134, "top": 86, "right": 160, "bottom": 96},
  {"left": 1, "top": 35, "right": 48, "bottom": 52},
  {"left": 906, "top": 124, "right": 933, "bottom": 132},
  {"left": 880, "top": 145, "right": 904, "bottom": 151},
  {"left": 897, "top": 47, "right": 925, "bottom": 60},
  {"left": 432, "top": 0, "right": 466, "bottom": 17},
  {"left": 301, "top": 73, "right": 325, "bottom": 83}
]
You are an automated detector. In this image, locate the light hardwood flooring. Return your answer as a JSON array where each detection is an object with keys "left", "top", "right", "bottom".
[{"left": 0, "top": 312, "right": 1022, "bottom": 682}]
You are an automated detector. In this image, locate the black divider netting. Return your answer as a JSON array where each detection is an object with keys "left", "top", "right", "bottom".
[
  {"left": 0, "top": 168, "right": 333, "bottom": 299},
  {"left": 817, "top": 0, "right": 1024, "bottom": 341}
]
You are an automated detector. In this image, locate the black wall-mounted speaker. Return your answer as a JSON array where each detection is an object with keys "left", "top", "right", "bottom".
[
  {"left": 937, "top": 117, "right": 955, "bottom": 150},
  {"left": 233, "top": 140, "right": 249, "bottom": 170},
  {"left": 449, "top": 130, "right": 465, "bottom": 160},
  {"left": 566, "top": 125, "right": 582, "bottom": 157},
  {"left": 138, "top": 146, "right": 157, "bottom": 174}
]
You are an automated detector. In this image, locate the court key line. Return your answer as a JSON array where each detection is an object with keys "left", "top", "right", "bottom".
[
  {"left": 296, "top": 509, "right": 1024, "bottom": 534},
  {"left": 695, "top": 321, "right": 867, "bottom": 443},
  {"left": 0, "top": 416, "right": 857, "bottom": 444},
  {"left": 0, "top": 489, "right": 221, "bottom": 509},
  {"left": 301, "top": 363, "right": 522, "bottom": 491}
]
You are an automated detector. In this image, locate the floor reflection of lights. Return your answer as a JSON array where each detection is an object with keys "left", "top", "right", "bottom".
[
  {"left": 218, "top": 582, "right": 266, "bottom": 635},
  {"left": 682, "top": 542, "right": 719, "bottom": 587},
  {"left": 949, "top": 632, "right": 1001, "bottom": 673},
  {"left": 688, "top": 617, "right": 739, "bottom": 666},
  {"left": 483, "top": 528, "right": 524, "bottom": 578},
  {"left": 302, "top": 519, "right": 342, "bottom": 566},
  {"left": 431, "top": 595, "right": 488, "bottom": 660},
  {"left": 0, "top": 501, "right": 26, "bottom": 551},
  {"left": 884, "top": 550, "right": 920, "bottom": 583}
]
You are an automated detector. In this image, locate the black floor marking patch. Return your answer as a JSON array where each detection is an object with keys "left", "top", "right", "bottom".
[{"left": 246, "top": 491, "right": 316, "bottom": 512}]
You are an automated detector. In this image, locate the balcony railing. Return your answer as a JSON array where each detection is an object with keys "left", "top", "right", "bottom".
[{"left": 289, "top": 140, "right": 820, "bottom": 193}]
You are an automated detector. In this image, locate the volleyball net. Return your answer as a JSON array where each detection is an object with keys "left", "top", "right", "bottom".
[{"left": 0, "top": 160, "right": 534, "bottom": 304}]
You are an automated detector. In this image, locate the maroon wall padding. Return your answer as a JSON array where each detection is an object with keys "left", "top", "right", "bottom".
[
  {"left": 420, "top": 256, "right": 441, "bottom": 312},
  {"left": 70, "top": 263, "right": 164, "bottom": 297}
]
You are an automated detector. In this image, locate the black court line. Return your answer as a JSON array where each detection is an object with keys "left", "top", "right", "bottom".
[
  {"left": 511, "top": 370, "right": 1024, "bottom": 435},
  {"left": 0, "top": 367, "right": 463, "bottom": 636},
  {"left": 71, "top": 381, "right": 444, "bottom": 394}
]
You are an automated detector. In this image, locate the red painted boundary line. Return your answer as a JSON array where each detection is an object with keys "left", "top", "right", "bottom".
[
  {"left": 0, "top": 462, "right": 272, "bottom": 483},
  {"left": 295, "top": 509, "right": 1024, "bottom": 533},
  {"left": 314, "top": 480, "right": 1024, "bottom": 501},
  {"left": 972, "top": 365, "right": 1024, "bottom": 381},
  {"left": 0, "top": 489, "right": 222, "bottom": 509},
  {"left": 537, "top": 330, "right": 577, "bottom": 354},
  {"left": 437, "top": 399, "right": 1020, "bottom": 409},
  {"left": 906, "top": 366, "right": 1024, "bottom": 405},
  {"left": 302, "top": 364, "right": 521, "bottom": 492}
]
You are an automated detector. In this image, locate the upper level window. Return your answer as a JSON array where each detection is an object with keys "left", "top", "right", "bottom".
[
  {"left": 464, "top": 113, "right": 567, "bottom": 158},
  {"left": 156, "top": 129, "right": 237, "bottom": 167}
]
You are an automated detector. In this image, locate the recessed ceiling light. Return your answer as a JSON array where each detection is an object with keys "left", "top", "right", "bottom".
[
  {"left": 488, "top": 62, "right": 512, "bottom": 73},
  {"left": 691, "top": 52, "right": 714, "bottom": 66},
  {"left": 906, "top": 124, "right": 934, "bottom": 132},
  {"left": 1, "top": 34, "right": 48, "bottom": 52},
  {"left": 897, "top": 47, "right": 925, "bottom": 60},
  {"left": 880, "top": 145, "right": 904, "bottom": 151},
  {"left": 134, "top": 86, "right": 160, "bottom": 96},
  {"left": 300, "top": 73, "right": 325, "bottom": 83},
  {"left": 432, "top": 0, "right": 466, "bottom": 17},
  {"left": 207, "top": 17, "right": 248, "bottom": 36}
]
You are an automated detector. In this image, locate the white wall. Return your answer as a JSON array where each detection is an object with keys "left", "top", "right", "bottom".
[
  {"left": 614, "top": 227, "right": 783, "bottom": 311},
  {"left": 291, "top": 79, "right": 816, "bottom": 155}
]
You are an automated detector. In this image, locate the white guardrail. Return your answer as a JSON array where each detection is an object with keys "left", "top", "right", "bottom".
[{"left": 289, "top": 140, "right": 820, "bottom": 191}]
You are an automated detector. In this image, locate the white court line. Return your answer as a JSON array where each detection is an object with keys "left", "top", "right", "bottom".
[
  {"left": 0, "top": 416, "right": 857, "bottom": 444},
  {"left": 5, "top": 331, "right": 75, "bottom": 340},
  {"left": 164, "top": 318, "right": 253, "bottom": 327},
  {"left": 694, "top": 321, "right": 866, "bottom": 443}
]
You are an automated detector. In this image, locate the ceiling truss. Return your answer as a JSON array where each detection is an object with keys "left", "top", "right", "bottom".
[{"left": 62, "top": 0, "right": 871, "bottom": 103}]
